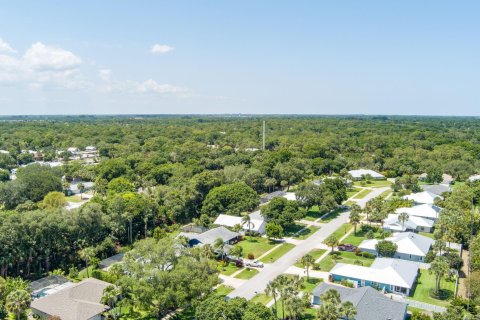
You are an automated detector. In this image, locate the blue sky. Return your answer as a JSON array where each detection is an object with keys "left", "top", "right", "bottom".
[{"left": 0, "top": 1, "right": 479, "bottom": 115}]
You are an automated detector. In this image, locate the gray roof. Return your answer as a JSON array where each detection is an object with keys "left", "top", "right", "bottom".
[
  {"left": 312, "top": 283, "right": 407, "bottom": 320},
  {"left": 421, "top": 184, "right": 451, "bottom": 196},
  {"left": 30, "top": 275, "right": 70, "bottom": 292},
  {"left": 31, "top": 278, "right": 111, "bottom": 320},
  {"left": 181, "top": 226, "right": 239, "bottom": 246},
  {"left": 260, "top": 191, "right": 286, "bottom": 203},
  {"left": 99, "top": 253, "right": 124, "bottom": 269}
]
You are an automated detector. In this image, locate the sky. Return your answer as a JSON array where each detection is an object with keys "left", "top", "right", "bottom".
[{"left": 0, "top": 1, "right": 479, "bottom": 115}]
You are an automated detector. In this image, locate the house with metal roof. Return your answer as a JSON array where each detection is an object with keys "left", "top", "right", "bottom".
[
  {"left": 402, "top": 191, "right": 442, "bottom": 205},
  {"left": 382, "top": 213, "right": 435, "bottom": 233},
  {"left": 359, "top": 232, "right": 434, "bottom": 262},
  {"left": 30, "top": 278, "right": 112, "bottom": 320},
  {"left": 312, "top": 282, "right": 408, "bottom": 320},
  {"left": 420, "top": 184, "right": 451, "bottom": 196},
  {"left": 179, "top": 226, "right": 240, "bottom": 247},
  {"left": 213, "top": 213, "right": 267, "bottom": 234},
  {"left": 394, "top": 204, "right": 441, "bottom": 221},
  {"left": 330, "top": 258, "right": 419, "bottom": 295},
  {"left": 348, "top": 169, "right": 385, "bottom": 180}
]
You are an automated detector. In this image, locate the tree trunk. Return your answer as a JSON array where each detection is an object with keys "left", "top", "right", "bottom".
[
  {"left": 129, "top": 220, "right": 133, "bottom": 243},
  {"left": 281, "top": 299, "right": 285, "bottom": 320}
]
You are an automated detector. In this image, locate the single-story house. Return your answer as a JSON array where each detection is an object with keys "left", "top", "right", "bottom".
[
  {"left": 31, "top": 278, "right": 112, "bottom": 320},
  {"left": 419, "top": 173, "right": 453, "bottom": 185},
  {"left": 179, "top": 226, "right": 240, "bottom": 247},
  {"left": 260, "top": 191, "right": 287, "bottom": 204},
  {"left": 469, "top": 174, "right": 480, "bottom": 182},
  {"left": 403, "top": 191, "right": 443, "bottom": 205},
  {"left": 213, "top": 214, "right": 267, "bottom": 234},
  {"left": 330, "top": 257, "right": 419, "bottom": 295},
  {"left": 395, "top": 204, "right": 441, "bottom": 221},
  {"left": 348, "top": 169, "right": 385, "bottom": 180},
  {"left": 85, "top": 146, "right": 97, "bottom": 152},
  {"left": 421, "top": 184, "right": 451, "bottom": 196},
  {"left": 312, "top": 282, "right": 407, "bottom": 320},
  {"left": 359, "top": 232, "right": 434, "bottom": 262},
  {"left": 30, "top": 275, "right": 73, "bottom": 299},
  {"left": 69, "top": 181, "right": 94, "bottom": 195},
  {"left": 382, "top": 214, "right": 434, "bottom": 233}
]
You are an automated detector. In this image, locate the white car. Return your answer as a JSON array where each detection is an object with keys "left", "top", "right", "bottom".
[{"left": 245, "top": 260, "right": 264, "bottom": 268}]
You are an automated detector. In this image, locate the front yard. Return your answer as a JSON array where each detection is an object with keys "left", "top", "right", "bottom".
[
  {"left": 217, "top": 261, "right": 240, "bottom": 276},
  {"left": 353, "top": 188, "right": 372, "bottom": 199},
  {"left": 353, "top": 180, "right": 392, "bottom": 188},
  {"left": 409, "top": 270, "right": 456, "bottom": 306},
  {"left": 260, "top": 243, "right": 295, "bottom": 263},
  {"left": 316, "top": 251, "right": 374, "bottom": 272},
  {"left": 215, "top": 285, "right": 234, "bottom": 296},
  {"left": 294, "top": 249, "right": 327, "bottom": 268},
  {"left": 237, "top": 236, "right": 278, "bottom": 259},
  {"left": 323, "top": 223, "right": 352, "bottom": 243},
  {"left": 234, "top": 268, "right": 259, "bottom": 280}
]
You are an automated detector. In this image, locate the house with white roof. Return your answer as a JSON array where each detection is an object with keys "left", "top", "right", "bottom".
[
  {"left": 403, "top": 191, "right": 442, "bottom": 205},
  {"left": 382, "top": 213, "right": 435, "bottom": 233},
  {"left": 348, "top": 169, "right": 385, "bottom": 180},
  {"left": 469, "top": 174, "right": 480, "bottom": 182},
  {"left": 330, "top": 257, "right": 419, "bottom": 295},
  {"left": 359, "top": 232, "right": 434, "bottom": 262},
  {"left": 395, "top": 204, "right": 441, "bottom": 221},
  {"left": 178, "top": 226, "right": 240, "bottom": 247},
  {"left": 213, "top": 213, "right": 267, "bottom": 234}
]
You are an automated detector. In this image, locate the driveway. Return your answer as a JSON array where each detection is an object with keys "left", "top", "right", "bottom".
[{"left": 227, "top": 186, "right": 389, "bottom": 300}]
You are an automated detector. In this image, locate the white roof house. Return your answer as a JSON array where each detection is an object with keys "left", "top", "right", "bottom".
[
  {"left": 382, "top": 214, "right": 434, "bottom": 233},
  {"left": 348, "top": 169, "right": 384, "bottom": 180},
  {"left": 359, "top": 232, "right": 434, "bottom": 261},
  {"left": 85, "top": 146, "right": 97, "bottom": 151},
  {"left": 0, "top": 150, "right": 9, "bottom": 154},
  {"left": 330, "top": 258, "right": 419, "bottom": 294},
  {"left": 469, "top": 174, "right": 480, "bottom": 182},
  {"left": 395, "top": 204, "right": 441, "bottom": 221},
  {"left": 214, "top": 214, "right": 267, "bottom": 234},
  {"left": 403, "top": 191, "right": 442, "bottom": 205}
]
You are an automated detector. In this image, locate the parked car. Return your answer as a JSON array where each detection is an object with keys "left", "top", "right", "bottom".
[
  {"left": 338, "top": 244, "right": 356, "bottom": 252},
  {"left": 245, "top": 260, "right": 264, "bottom": 268}
]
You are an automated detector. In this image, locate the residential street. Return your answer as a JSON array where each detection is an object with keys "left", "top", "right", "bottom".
[{"left": 227, "top": 186, "right": 389, "bottom": 300}]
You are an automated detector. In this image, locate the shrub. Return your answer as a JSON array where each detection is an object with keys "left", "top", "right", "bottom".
[
  {"left": 361, "top": 252, "right": 376, "bottom": 259},
  {"left": 247, "top": 253, "right": 255, "bottom": 260},
  {"left": 366, "top": 230, "right": 375, "bottom": 239},
  {"left": 340, "top": 279, "right": 354, "bottom": 288},
  {"left": 354, "top": 260, "right": 363, "bottom": 266},
  {"left": 425, "top": 250, "right": 436, "bottom": 263},
  {"left": 313, "top": 263, "right": 321, "bottom": 270}
]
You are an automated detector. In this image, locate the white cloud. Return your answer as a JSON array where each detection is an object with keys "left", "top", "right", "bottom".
[
  {"left": 24, "top": 42, "right": 81, "bottom": 70},
  {"left": 136, "top": 79, "right": 186, "bottom": 94},
  {"left": 151, "top": 44, "right": 174, "bottom": 54},
  {"left": 98, "top": 69, "right": 112, "bottom": 81},
  {"left": 0, "top": 38, "right": 16, "bottom": 53}
]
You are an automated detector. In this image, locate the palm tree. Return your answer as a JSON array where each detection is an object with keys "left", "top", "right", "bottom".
[
  {"left": 300, "top": 254, "right": 315, "bottom": 280},
  {"left": 79, "top": 246, "right": 96, "bottom": 277},
  {"left": 202, "top": 244, "right": 215, "bottom": 259},
  {"left": 325, "top": 234, "right": 339, "bottom": 253},
  {"left": 214, "top": 237, "right": 226, "bottom": 260},
  {"left": 398, "top": 212, "right": 409, "bottom": 230},
  {"left": 349, "top": 204, "right": 362, "bottom": 235},
  {"left": 316, "top": 302, "right": 339, "bottom": 320},
  {"left": 229, "top": 245, "right": 244, "bottom": 259},
  {"left": 320, "top": 288, "right": 341, "bottom": 304},
  {"left": 241, "top": 214, "right": 253, "bottom": 233},
  {"left": 101, "top": 285, "right": 122, "bottom": 319},
  {"left": 265, "top": 281, "right": 279, "bottom": 317},
  {"left": 5, "top": 289, "right": 31, "bottom": 320},
  {"left": 77, "top": 182, "right": 85, "bottom": 200},
  {"left": 340, "top": 301, "right": 357, "bottom": 320}
]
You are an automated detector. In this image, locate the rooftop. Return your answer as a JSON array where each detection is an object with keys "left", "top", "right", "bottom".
[
  {"left": 348, "top": 169, "right": 384, "bottom": 179},
  {"left": 395, "top": 203, "right": 441, "bottom": 220},
  {"left": 359, "top": 232, "right": 434, "bottom": 257},
  {"left": 403, "top": 191, "right": 442, "bottom": 204}
]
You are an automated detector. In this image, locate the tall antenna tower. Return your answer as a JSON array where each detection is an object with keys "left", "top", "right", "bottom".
[{"left": 262, "top": 120, "right": 266, "bottom": 150}]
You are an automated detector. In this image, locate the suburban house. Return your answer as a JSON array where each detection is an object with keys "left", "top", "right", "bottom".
[
  {"left": 420, "top": 184, "right": 451, "bottom": 196},
  {"left": 395, "top": 204, "right": 441, "bottom": 221},
  {"left": 30, "top": 275, "right": 73, "bottom": 299},
  {"left": 382, "top": 213, "right": 435, "bottom": 233},
  {"left": 330, "top": 257, "right": 419, "bottom": 295},
  {"left": 348, "top": 169, "right": 385, "bottom": 180},
  {"left": 359, "top": 232, "right": 434, "bottom": 262},
  {"left": 213, "top": 213, "right": 267, "bottom": 234},
  {"left": 30, "top": 278, "right": 113, "bottom": 320},
  {"left": 179, "top": 226, "right": 240, "bottom": 247},
  {"left": 260, "top": 191, "right": 296, "bottom": 204},
  {"left": 402, "top": 191, "right": 443, "bottom": 205},
  {"left": 312, "top": 283, "right": 408, "bottom": 320},
  {"left": 419, "top": 173, "right": 453, "bottom": 185},
  {"left": 68, "top": 181, "right": 95, "bottom": 195}
]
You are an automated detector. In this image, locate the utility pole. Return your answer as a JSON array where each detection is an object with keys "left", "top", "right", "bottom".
[{"left": 262, "top": 120, "right": 266, "bottom": 151}]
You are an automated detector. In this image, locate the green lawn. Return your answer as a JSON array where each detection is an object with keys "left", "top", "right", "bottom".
[
  {"left": 66, "top": 195, "right": 84, "bottom": 203},
  {"left": 295, "top": 249, "right": 327, "bottom": 267},
  {"left": 353, "top": 189, "right": 372, "bottom": 199},
  {"left": 283, "top": 223, "right": 314, "bottom": 238},
  {"left": 344, "top": 200, "right": 356, "bottom": 206},
  {"left": 321, "top": 208, "right": 344, "bottom": 222},
  {"left": 217, "top": 261, "right": 241, "bottom": 276},
  {"left": 251, "top": 293, "right": 272, "bottom": 305},
  {"left": 215, "top": 285, "right": 234, "bottom": 296},
  {"left": 305, "top": 206, "right": 323, "bottom": 221},
  {"left": 409, "top": 270, "right": 456, "bottom": 306},
  {"left": 379, "top": 189, "right": 392, "bottom": 199},
  {"left": 260, "top": 243, "right": 295, "bottom": 263},
  {"left": 346, "top": 187, "right": 363, "bottom": 198},
  {"left": 296, "top": 226, "right": 320, "bottom": 240},
  {"left": 342, "top": 227, "right": 386, "bottom": 246},
  {"left": 353, "top": 180, "right": 392, "bottom": 188},
  {"left": 235, "top": 268, "right": 259, "bottom": 280},
  {"left": 237, "top": 236, "right": 278, "bottom": 259},
  {"left": 316, "top": 251, "right": 374, "bottom": 272},
  {"left": 419, "top": 232, "right": 435, "bottom": 239},
  {"left": 301, "top": 277, "right": 323, "bottom": 293},
  {"left": 324, "top": 223, "right": 353, "bottom": 243}
]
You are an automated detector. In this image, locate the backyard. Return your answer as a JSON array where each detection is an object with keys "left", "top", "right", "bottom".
[
  {"left": 316, "top": 251, "right": 375, "bottom": 272},
  {"left": 409, "top": 270, "right": 456, "bottom": 307}
]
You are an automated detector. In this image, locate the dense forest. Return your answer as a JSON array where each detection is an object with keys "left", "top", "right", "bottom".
[{"left": 0, "top": 115, "right": 479, "bottom": 319}]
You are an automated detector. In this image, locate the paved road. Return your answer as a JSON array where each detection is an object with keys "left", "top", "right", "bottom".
[{"left": 227, "top": 186, "right": 390, "bottom": 300}]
